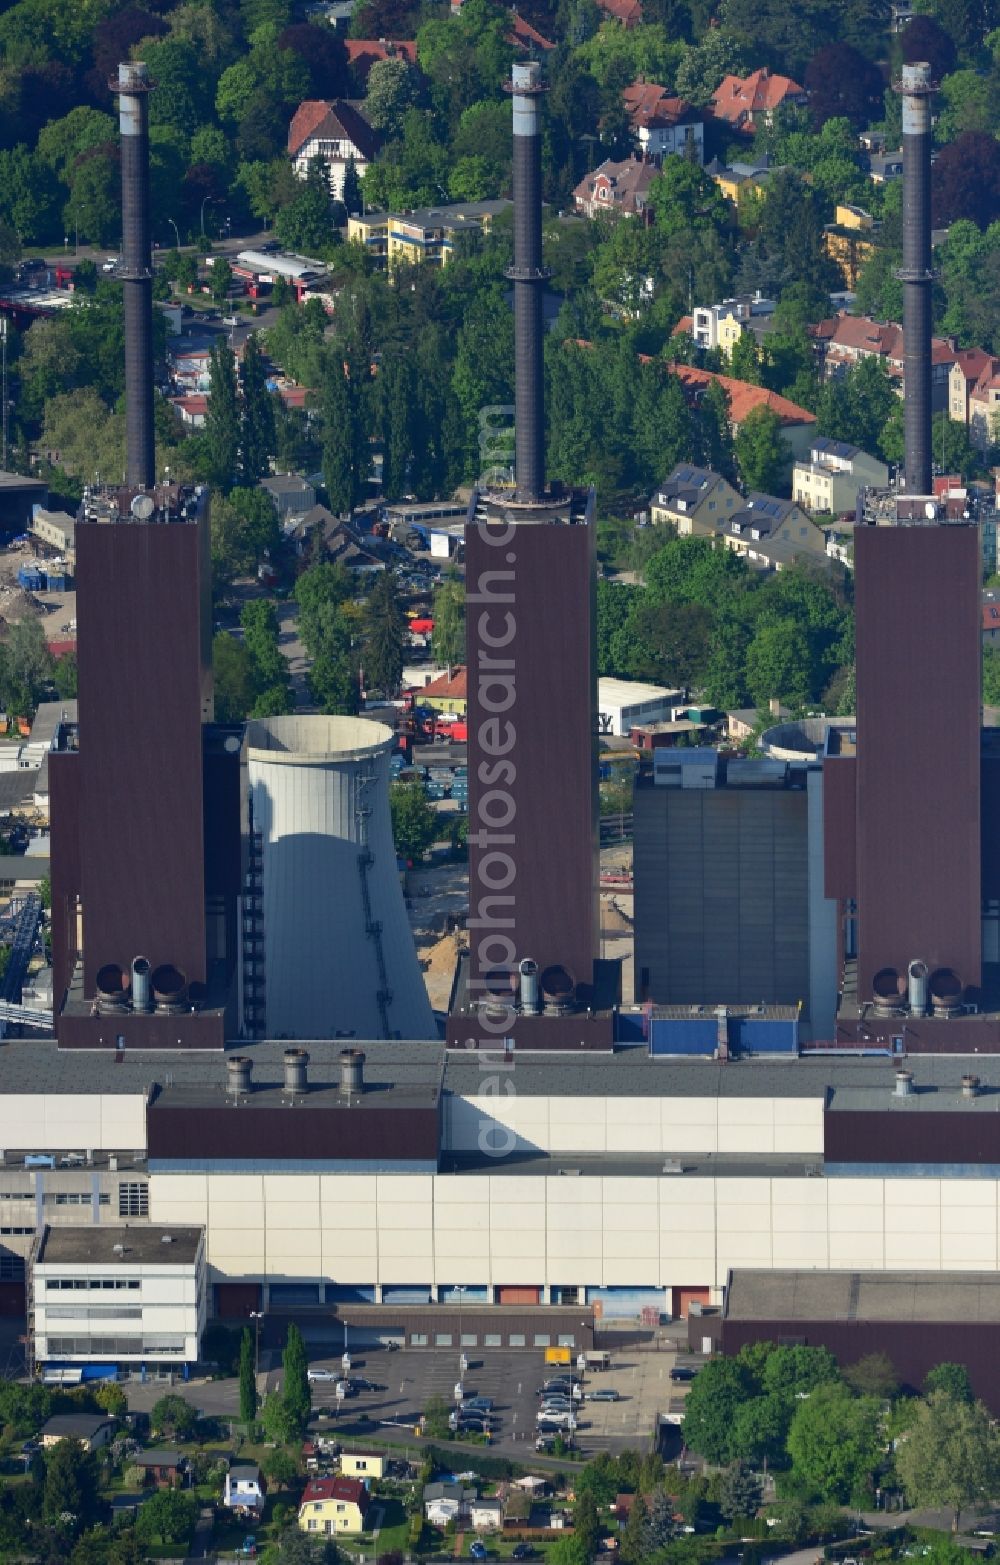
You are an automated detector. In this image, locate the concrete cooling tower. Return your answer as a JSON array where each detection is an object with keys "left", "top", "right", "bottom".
[{"left": 245, "top": 716, "right": 435, "bottom": 1041}]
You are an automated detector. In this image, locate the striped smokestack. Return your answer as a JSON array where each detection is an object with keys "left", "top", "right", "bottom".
[
  {"left": 896, "top": 61, "right": 935, "bottom": 496},
  {"left": 116, "top": 61, "right": 156, "bottom": 491},
  {"left": 506, "top": 60, "right": 548, "bottom": 504}
]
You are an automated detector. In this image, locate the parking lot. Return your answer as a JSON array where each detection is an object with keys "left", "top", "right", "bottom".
[{"left": 280, "top": 1341, "right": 687, "bottom": 1458}]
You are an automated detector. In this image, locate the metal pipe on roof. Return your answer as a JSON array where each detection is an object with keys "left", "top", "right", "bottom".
[
  {"left": 115, "top": 62, "right": 156, "bottom": 491},
  {"left": 895, "top": 62, "right": 935, "bottom": 497},
  {"left": 506, "top": 61, "right": 548, "bottom": 504}
]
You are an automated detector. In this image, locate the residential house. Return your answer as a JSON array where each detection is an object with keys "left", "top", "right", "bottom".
[
  {"left": 710, "top": 68, "right": 807, "bottom": 134},
  {"left": 348, "top": 200, "right": 510, "bottom": 270},
  {"left": 421, "top": 666, "right": 468, "bottom": 715},
  {"left": 285, "top": 505, "right": 380, "bottom": 569},
  {"left": 793, "top": 437, "right": 889, "bottom": 514},
  {"left": 424, "top": 1481, "right": 477, "bottom": 1525},
  {"left": 596, "top": 0, "right": 643, "bottom": 25},
  {"left": 663, "top": 361, "right": 817, "bottom": 460},
  {"left": 260, "top": 473, "right": 317, "bottom": 519},
  {"left": 446, "top": 2, "right": 555, "bottom": 49},
  {"left": 340, "top": 1450, "right": 386, "bottom": 1480},
  {"left": 724, "top": 494, "right": 828, "bottom": 568},
  {"left": 823, "top": 205, "right": 879, "bottom": 288},
  {"left": 727, "top": 701, "right": 790, "bottom": 742},
  {"left": 706, "top": 156, "right": 784, "bottom": 204},
  {"left": 224, "top": 1465, "right": 265, "bottom": 1515},
  {"left": 810, "top": 311, "right": 957, "bottom": 411},
  {"left": 573, "top": 156, "right": 658, "bottom": 219},
  {"left": 866, "top": 148, "right": 903, "bottom": 183},
  {"left": 40, "top": 1414, "right": 114, "bottom": 1452},
  {"left": 690, "top": 293, "right": 776, "bottom": 353},
  {"left": 969, "top": 361, "right": 1000, "bottom": 449},
  {"left": 170, "top": 393, "right": 208, "bottom": 428},
  {"left": 344, "top": 38, "right": 417, "bottom": 83},
  {"left": 470, "top": 1496, "right": 505, "bottom": 1532},
  {"left": 649, "top": 463, "right": 743, "bottom": 533},
  {"left": 623, "top": 81, "right": 704, "bottom": 162},
  {"left": 985, "top": 591, "right": 1000, "bottom": 646},
  {"left": 132, "top": 1450, "right": 184, "bottom": 1487},
  {"left": 298, "top": 1476, "right": 370, "bottom": 1535},
  {"left": 287, "top": 99, "right": 380, "bottom": 201}
]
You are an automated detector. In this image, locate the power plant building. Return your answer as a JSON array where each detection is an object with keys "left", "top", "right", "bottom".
[{"left": 245, "top": 716, "right": 434, "bottom": 1041}]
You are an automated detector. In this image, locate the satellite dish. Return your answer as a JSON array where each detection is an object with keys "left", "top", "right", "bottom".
[
  {"left": 131, "top": 494, "right": 155, "bottom": 520},
  {"left": 924, "top": 500, "right": 936, "bottom": 520},
  {"left": 223, "top": 735, "right": 240, "bottom": 753}
]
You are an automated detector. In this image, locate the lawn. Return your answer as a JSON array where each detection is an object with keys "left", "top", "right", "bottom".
[{"left": 355, "top": 1497, "right": 411, "bottom": 1557}]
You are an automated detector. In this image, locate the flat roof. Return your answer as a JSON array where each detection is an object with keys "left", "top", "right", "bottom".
[
  {"left": 727, "top": 1268, "right": 1000, "bottom": 1324},
  {"left": 599, "top": 678, "right": 680, "bottom": 705},
  {"left": 37, "top": 1225, "right": 203, "bottom": 1266},
  {"left": 8, "top": 1040, "right": 1000, "bottom": 1104}
]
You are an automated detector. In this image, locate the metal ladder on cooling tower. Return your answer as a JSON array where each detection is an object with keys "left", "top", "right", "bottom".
[
  {"left": 355, "top": 765, "right": 392, "bottom": 1039},
  {"left": 241, "top": 800, "right": 266, "bottom": 1039}
]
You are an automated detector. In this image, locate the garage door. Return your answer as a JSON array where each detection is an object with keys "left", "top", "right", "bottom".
[
  {"left": 497, "top": 1286, "right": 541, "bottom": 1305},
  {"left": 214, "top": 1283, "right": 261, "bottom": 1318},
  {"left": 672, "top": 1287, "right": 711, "bottom": 1319}
]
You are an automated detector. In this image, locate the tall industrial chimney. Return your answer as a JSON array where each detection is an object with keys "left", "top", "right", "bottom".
[
  {"left": 896, "top": 61, "right": 935, "bottom": 496},
  {"left": 116, "top": 61, "right": 156, "bottom": 491},
  {"left": 506, "top": 60, "right": 548, "bottom": 504}
]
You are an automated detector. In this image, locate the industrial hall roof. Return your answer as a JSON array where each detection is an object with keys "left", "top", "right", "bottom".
[
  {"left": 726, "top": 1269, "right": 1000, "bottom": 1324},
  {"left": 37, "top": 1225, "right": 203, "bottom": 1265}
]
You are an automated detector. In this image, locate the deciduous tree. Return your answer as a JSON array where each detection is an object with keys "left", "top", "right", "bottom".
[{"left": 896, "top": 1391, "right": 1000, "bottom": 1530}]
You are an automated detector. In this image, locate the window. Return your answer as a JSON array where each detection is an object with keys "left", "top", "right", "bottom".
[
  {"left": 0, "top": 1255, "right": 24, "bottom": 1280},
  {"left": 307, "top": 1521, "right": 318, "bottom": 1532},
  {"left": 460, "top": 1334, "right": 477, "bottom": 1347},
  {"left": 533, "top": 1335, "right": 550, "bottom": 1348},
  {"left": 557, "top": 1335, "right": 576, "bottom": 1347},
  {"left": 47, "top": 1192, "right": 108, "bottom": 1206},
  {"left": 118, "top": 1183, "right": 148, "bottom": 1218},
  {"left": 410, "top": 1333, "right": 428, "bottom": 1346},
  {"left": 434, "top": 1333, "right": 453, "bottom": 1347},
  {"left": 484, "top": 1333, "right": 501, "bottom": 1347},
  {"left": 0, "top": 1227, "right": 32, "bottom": 1235},
  {"left": 509, "top": 1334, "right": 525, "bottom": 1347}
]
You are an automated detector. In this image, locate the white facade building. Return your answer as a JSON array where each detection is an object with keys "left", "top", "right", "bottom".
[
  {"left": 597, "top": 678, "right": 683, "bottom": 736},
  {"left": 33, "top": 1224, "right": 205, "bottom": 1368}
]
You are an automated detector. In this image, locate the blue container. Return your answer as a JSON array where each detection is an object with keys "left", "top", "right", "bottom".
[{"left": 649, "top": 1017, "right": 717, "bottom": 1055}]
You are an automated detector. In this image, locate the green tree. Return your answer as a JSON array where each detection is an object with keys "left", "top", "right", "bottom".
[
  {"left": 729, "top": 330, "right": 761, "bottom": 384},
  {"left": 0, "top": 1382, "right": 51, "bottom": 1437},
  {"left": 242, "top": 599, "right": 294, "bottom": 715},
  {"left": 239, "top": 1325, "right": 258, "bottom": 1425},
  {"left": 620, "top": 1492, "right": 648, "bottom": 1565},
  {"left": 283, "top": 1321, "right": 310, "bottom": 1434},
  {"left": 734, "top": 405, "right": 792, "bottom": 493},
  {"left": 134, "top": 1489, "right": 197, "bottom": 1547},
  {"left": 43, "top": 1438, "right": 99, "bottom": 1534},
  {"left": 321, "top": 353, "right": 371, "bottom": 515},
  {"left": 240, "top": 335, "right": 277, "bottom": 486},
  {"left": 203, "top": 342, "right": 241, "bottom": 491},
  {"left": 390, "top": 780, "right": 438, "bottom": 862},
  {"left": 842, "top": 1352, "right": 899, "bottom": 1399},
  {"left": 342, "top": 155, "right": 363, "bottom": 216},
  {"left": 925, "top": 1363, "right": 974, "bottom": 1404},
  {"left": 674, "top": 29, "right": 748, "bottom": 103},
  {"left": 364, "top": 570, "right": 406, "bottom": 695},
  {"left": 7, "top": 618, "right": 53, "bottom": 717},
  {"left": 276, "top": 158, "right": 338, "bottom": 256},
  {"left": 745, "top": 618, "right": 813, "bottom": 709},
  {"left": 719, "top": 1461, "right": 763, "bottom": 1522},
  {"left": 785, "top": 1383, "right": 882, "bottom": 1503},
  {"left": 150, "top": 1394, "right": 198, "bottom": 1442},
  {"left": 681, "top": 1358, "right": 754, "bottom": 1465},
  {"left": 64, "top": 152, "right": 121, "bottom": 247},
  {"left": 432, "top": 575, "right": 465, "bottom": 667},
  {"left": 759, "top": 1344, "right": 840, "bottom": 1397},
  {"left": 730, "top": 1393, "right": 792, "bottom": 1468},
  {"left": 896, "top": 1391, "right": 1000, "bottom": 1531},
  {"left": 210, "top": 256, "right": 234, "bottom": 306},
  {"left": 364, "top": 56, "right": 419, "bottom": 135},
  {"left": 548, "top": 1537, "right": 591, "bottom": 1565}
]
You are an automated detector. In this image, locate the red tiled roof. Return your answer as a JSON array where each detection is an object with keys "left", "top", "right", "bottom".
[
  {"left": 509, "top": 11, "right": 554, "bottom": 49},
  {"left": 812, "top": 311, "right": 957, "bottom": 374},
  {"left": 711, "top": 68, "right": 805, "bottom": 125},
  {"left": 662, "top": 361, "right": 816, "bottom": 427},
  {"left": 573, "top": 156, "right": 657, "bottom": 215},
  {"left": 984, "top": 604, "right": 1000, "bottom": 631},
  {"left": 422, "top": 666, "right": 468, "bottom": 699},
  {"left": 624, "top": 82, "right": 698, "bottom": 129},
  {"left": 288, "top": 99, "right": 380, "bottom": 160},
  {"left": 597, "top": 0, "right": 643, "bottom": 22},
  {"left": 345, "top": 38, "right": 417, "bottom": 82},
  {"left": 301, "top": 1477, "right": 370, "bottom": 1508},
  {"left": 951, "top": 347, "right": 998, "bottom": 386},
  {"left": 172, "top": 394, "right": 208, "bottom": 414}
]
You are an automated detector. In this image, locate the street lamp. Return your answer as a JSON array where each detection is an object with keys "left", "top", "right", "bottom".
[
  {"left": 250, "top": 1310, "right": 263, "bottom": 1384},
  {"left": 167, "top": 218, "right": 181, "bottom": 252},
  {"left": 454, "top": 1285, "right": 467, "bottom": 1375},
  {"left": 200, "top": 195, "right": 215, "bottom": 241}
]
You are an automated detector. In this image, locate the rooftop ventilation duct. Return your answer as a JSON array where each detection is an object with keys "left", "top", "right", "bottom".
[
  {"left": 541, "top": 965, "right": 576, "bottom": 1016},
  {"left": 962, "top": 1073, "right": 980, "bottom": 1099},
  {"left": 894, "top": 1068, "right": 915, "bottom": 1097},
  {"left": 96, "top": 964, "right": 130, "bottom": 1014},
  {"left": 227, "top": 1056, "right": 253, "bottom": 1096},
  {"left": 152, "top": 964, "right": 187, "bottom": 1014},
  {"left": 907, "top": 959, "right": 928, "bottom": 1015},
  {"left": 283, "top": 1047, "right": 310, "bottom": 1095},
  {"left": 131, "top": 956, "right": 152, "bottom": 1014},
  {"left": 519, "top": 959, "right": 540, "bottom": 1015},
  {"left": 340, "top": 1048, "right": 365, "bottom": 1096}
]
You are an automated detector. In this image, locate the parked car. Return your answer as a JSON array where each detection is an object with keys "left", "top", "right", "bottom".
[
  {"left": 512, "top": 1547, "right": 536, "bottom": 1559},
  {"left": 308, "top": 1368, "right": 338, "bottom": 1382},
  {"left": 470, "top": 1544, "right": 489, "bottom": 1561},
  {"left": 465, "top": 1397, "right": 494, "bottom": 1411},
  {"left": 102, "top": 257, "right": 119, "bottom": 273},
  {"left": 670, "top": 1366, "right": 697, "bottom": 1382},
  {"left": 588, "top": 1388, "right": 620, "bottom": 1402}
]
